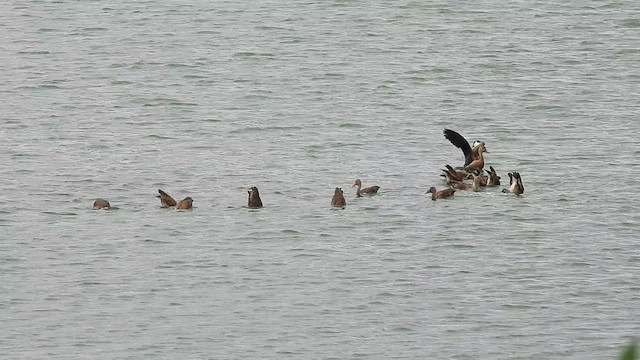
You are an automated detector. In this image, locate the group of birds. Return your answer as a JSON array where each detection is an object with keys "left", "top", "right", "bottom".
[
  {"left": 427, "top": 128, "right": 524, "bottom": 200},
  {"left": 92, "top": 129, "right": 523, "bottom": 210},
  {"left": 92, "top": 179, "right": 377, "bottom": 210}
]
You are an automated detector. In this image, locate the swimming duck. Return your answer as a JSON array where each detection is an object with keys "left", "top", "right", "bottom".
[
  {"left": 176, "top": 197, "right": 194, "bottom": 210},
  {"left": 331, "top": 187, "right": 346, "bottom": 207},
  {"left": 247, "top": 186, "right": 263, "bottom": 208},
  {"left": 502, "top": 172, "right": 524, "bottom": 195},
  {"left": 158, "top": 189, "right": 177, "bottom": 208},
  {"left": 427, "top": 186, "right": 456, "bottom": 200},
  {"left": 443, "top": 129, "right": 488, "bottom": 167},
  {"left": 352, "top": 179, "right": 380, "bottom": 197},
  {"left": 93, "top": 198, "right": 110, "bottom": 210}
]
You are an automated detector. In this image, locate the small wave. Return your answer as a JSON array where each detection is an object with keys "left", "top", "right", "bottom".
[
  {"left": 16, "top": 49, "right": 52, "bottom": 55},
  {"left": 146, "top": 134, "right": 173, "bottom": 140},
  {"left": 255, "top": 26, "right": 286, "bottom": 31},
  {"left": 165, "top": 63, "right": 198, "bottom": 69},
  {"left": 168, "top": 101, "right": 199, "bottom": 107},
  {"left": 229, "top": 126, "right": 302, "bottom": 134},
  {"left": 281, "top": 229, "right": 301, "bottom": 235},
  {"left": 232, "top": 51, "right": 275, "bottom": 58},
  {"left": 338, "top": 123, "right": 366, "bottom": 129},
  {"left": 42, "top": 211, "right": 78, "bottom": 216}
]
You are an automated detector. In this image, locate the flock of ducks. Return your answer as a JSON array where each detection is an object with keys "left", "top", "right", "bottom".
[
  {"left": 92, "top": 129, "right": 524, "bottom": 210},
  {"left": 428, "top": 128, "right": 525, "bottom": 201}
]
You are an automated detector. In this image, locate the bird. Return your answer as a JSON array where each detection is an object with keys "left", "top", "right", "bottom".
[
  {"left": 502, "top": 172, "right": 524, "bottom": 195},
  {"left": 448, "top": 180, "right": 474, "bottom": 191},
  {"left": 352, "top": 179, "right": 380, "bottom": 197},
  {"left": 426, "top": 186, "right": 455, "bottom": 200},
  {"left": 485, "top": 166, "right": 501, "bottom": 186},
  {"left": 472, "top": 174, "right": 485, "bottom": 192},
  {"left": 331, "top": 187, "right": 346, "bottom": 207},
  {"left": 93, "top": 198, "right": 110, "bottom": 210},
  {"left": 443, "top": 129, "right": 488, "bottom": 168},
  {"left": 441, "top": 164, "right": 471, "bottom": 183},
  {"left": 463, "top": 143, "right": 487, "bottom": 172},
  {"left": 247, "top": 186, "right": 263, "bottom": 208},
  {"left": 176, "top": 197, "right": 194, "bottom": 210},
  {"left": 157, "top": 189, "right": 177, "bottom": 208}
]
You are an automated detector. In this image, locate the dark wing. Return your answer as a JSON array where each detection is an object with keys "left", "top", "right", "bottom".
[
  {"left": 158, "top": 189, "right": 177, "bottom": 207},
  {"left": 361, "top": 186, "right": 380, "bottom": 194},
  {"left": 439, "top": 188, "right": 456, "bottom": 198},
  {"left": 443, "top": 129, "right": 473, "bottom": 166}
]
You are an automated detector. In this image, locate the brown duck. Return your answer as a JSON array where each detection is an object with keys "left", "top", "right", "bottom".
[
  {"left": 352, "top": 179, "right": 380, "bottom": 197},
  {"left": 427, "top": 186, "right": 455, "bottom": 200},
  {"left": 472, "top": 174, "right": 485, "bottom": 192},
  {"left": 441, "top": 164, "right": 470, "bottom": 183},
  {"left": 247, "top": 186, "right": 263, "bottom": 208},
  {"left": 448, "top": 180, "right": 474, "bottom": 191},
  {"left": 176, "top": 197, "right": 194, "bottom": 210},
  {"left": 93, "top": 198, "right": 111, "bottom": 210},
  {"left": 331, "top": 187, "right": 346, "bottom": 207}
]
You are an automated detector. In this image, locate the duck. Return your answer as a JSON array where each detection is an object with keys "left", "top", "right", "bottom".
[
  {"left": 331, "top": 187, "right": 346, "bottom": 207},
  {"left": 352, "top": 179, "right": 380, "bottom": 197},
  {"left": 176, "top": 197, "right": 194, "bottom": 210},
  {"left": 426, "top": 186, "right": 456, "bottom": 200},
  {"left": 502, "top": 172, "right": 524, "bottom": 195},
  {"left": 93, "top": 198, "right": 110, "bottom": 210},
  {"left": 463, "top": 143, "right": 487, "bottom": 172},
  {"left": 448, "top": 180, "right": 474, "bottom": 191},
  {"left": 443, "top": 129, "right": 488, "bottom": 168},
  {"left": 485, "top": 166, "right": 501, "bottom": 186},
  {"left": 157, "top": 189, "right": 177, "bottom": 208},
  {"left": 247, "top": 186, "right": 263, "bottom": 208},
  {"left": 472, "top": 174, "right": 485, "bottom": 192},
  {"left": 441, "top": 164, "right": 470, "bottom": 183}
]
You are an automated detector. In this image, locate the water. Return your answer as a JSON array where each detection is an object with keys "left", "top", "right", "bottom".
[{"left": 2, "top": 1, "right": 639, "bottom": 358}]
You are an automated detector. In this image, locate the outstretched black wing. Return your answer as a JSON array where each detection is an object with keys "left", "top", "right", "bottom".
[{"left": 443, "top": 129, "right": 473, "bottom": 166}]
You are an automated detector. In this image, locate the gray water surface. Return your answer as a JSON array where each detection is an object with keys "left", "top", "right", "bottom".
[{"left": 2, "top": 1, "right": 639, "bottom": 359}]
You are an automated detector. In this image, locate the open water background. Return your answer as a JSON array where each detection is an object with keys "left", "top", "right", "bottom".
[{"left": 1, "top": 1, "right": 639, "bottom": 359}]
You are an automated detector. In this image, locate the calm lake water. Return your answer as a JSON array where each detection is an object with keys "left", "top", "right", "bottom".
[{"left": 2, "top": 1, "right": 639, "bottom": 359}]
